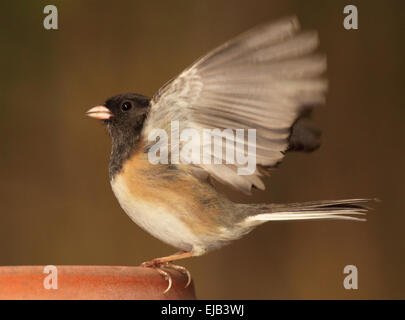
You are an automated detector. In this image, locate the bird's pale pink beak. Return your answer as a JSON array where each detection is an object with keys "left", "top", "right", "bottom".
[{"left": 86, "top": 106, "right": 113, "bottom": 120}]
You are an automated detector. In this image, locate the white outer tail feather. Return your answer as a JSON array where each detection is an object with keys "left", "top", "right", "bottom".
[
  {"left": 246, "top": 210, "right": 367, "bottom": 222},
  {"left": 243, "top": 198, "right": 376, "bottom": 224}
]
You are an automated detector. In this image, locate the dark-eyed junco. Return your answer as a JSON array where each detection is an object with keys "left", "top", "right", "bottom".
[{"left": 87, "top": 17, "right": 375, "bottom": 293}]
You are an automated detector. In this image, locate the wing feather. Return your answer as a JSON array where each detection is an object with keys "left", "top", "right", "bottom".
[{"left": 142, "top": 16, "right": 327, "bottom": 193}]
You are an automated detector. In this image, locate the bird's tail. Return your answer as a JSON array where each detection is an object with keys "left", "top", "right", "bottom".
[{"left": 244, "top": 199, "right": 377, "bottom": 225}]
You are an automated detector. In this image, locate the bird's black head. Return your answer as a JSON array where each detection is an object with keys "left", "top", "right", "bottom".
[
  {"left": 87, "top": 93, "right": 151, "bottom": 179},
  {"left": 87, "top": 93, "right": 150, "bottom": 130}
]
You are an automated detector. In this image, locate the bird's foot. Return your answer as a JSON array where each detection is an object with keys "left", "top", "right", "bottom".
[
  {"left": 164, "top": 262, "right": 192, "bottom": 288},
  {"left": 141, "top": 260, "right": 192, "bottom": 294}
]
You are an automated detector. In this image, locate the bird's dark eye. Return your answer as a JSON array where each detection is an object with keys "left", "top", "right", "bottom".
[{"left": 121, "top": 101, "right": 132, "bottom": 112}]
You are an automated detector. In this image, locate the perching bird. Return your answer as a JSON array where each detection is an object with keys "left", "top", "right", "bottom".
[{"left": 87, "top": 17, "right": 374, "bottom": 293}]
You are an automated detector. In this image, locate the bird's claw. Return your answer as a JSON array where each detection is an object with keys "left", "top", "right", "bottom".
[
  {"left": 141, "top": 260, "right": 192, "bottom": 293},
  {"left": 164, "top": 262, "right": 192, "bottom": 288}
]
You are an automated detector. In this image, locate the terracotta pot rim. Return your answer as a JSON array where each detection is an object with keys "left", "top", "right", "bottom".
[{"left": 0, "top": 265, "right": 196, "bottom": 300}]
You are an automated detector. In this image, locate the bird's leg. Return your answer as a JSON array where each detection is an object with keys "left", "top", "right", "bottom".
[{"left": 141, "top": 251, "right": 194, "bottom": 294}]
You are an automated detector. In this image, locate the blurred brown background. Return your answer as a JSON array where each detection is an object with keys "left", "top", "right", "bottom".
[{"left": 0, "top": 0, "right": 403, "bottom": 299}]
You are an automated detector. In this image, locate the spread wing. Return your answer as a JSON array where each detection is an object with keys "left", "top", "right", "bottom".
[{"left": 141, "top": 16, "right": 327, "bottom": 193}]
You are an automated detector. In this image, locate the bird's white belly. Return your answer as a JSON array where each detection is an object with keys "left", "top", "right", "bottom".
[{"left": 110, "top": 175, "right": 199, "bottom": 252}]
